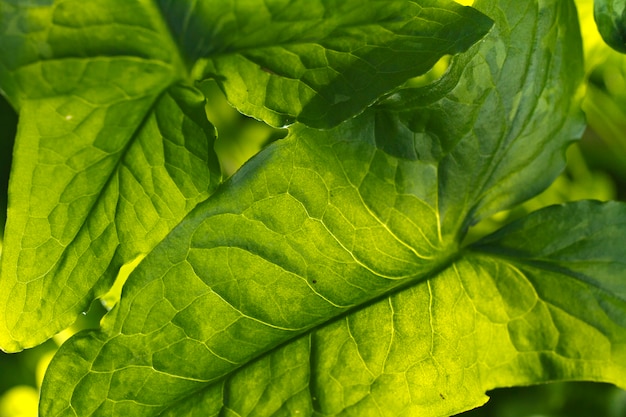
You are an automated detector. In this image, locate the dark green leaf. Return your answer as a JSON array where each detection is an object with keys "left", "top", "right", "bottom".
[
  {"left": 160, "top": 0, "right": 493, "bottom": 128},
  {"left": 594, "top": 0, "right": 626, "bottom": 53}
]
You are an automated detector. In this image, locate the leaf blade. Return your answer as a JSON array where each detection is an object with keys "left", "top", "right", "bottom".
[
  {"left": 159, "top": 0, "right": 493, "bottom": 128},
  {"left": 0, "top": 0, "right": 221, "bottom": 351},
  {"left": 159, "top": 203, "right": 626, "bottom": 417},
  {"left": 43, "top": 202, "right": 626, "bottom": 416}
]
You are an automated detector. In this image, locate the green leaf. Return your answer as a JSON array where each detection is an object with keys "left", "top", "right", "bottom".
[
  {"left": 42, "top": 199, "right": 626, "bottom": 416},
  {"left": 594, "top": 0, "right": 626, "bottom": 53},
  {"left": 377, "top": 0, "right": 585, "bottom": 237},
  {"left": 0, "top": 1, "right": 221, "bottom": 351},
  {"left": 167, "top": 0, "right": 493, "bottom": 128},
  {"left": 185, "top": 200, "right": 626, "bottom": 416},
  {"left": 38, "top": 0, "right": 614, "bottom": 415},
  {"left": 466, "top": 201, "right": 626, "bottom": 386}
]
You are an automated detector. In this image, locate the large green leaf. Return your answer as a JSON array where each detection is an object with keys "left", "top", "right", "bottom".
[
  {"left": 594, "top": 0, "right": 626, "bottom": 52},
  {"left": 164, "top": 202, "right": 626, "bottom": 416},
  {"left": 41, "top": 179, "right": 626, "bottom": 415},
  {"left": 199, "top": 201, "right": 624, "bottom": 417},
  {"left": 0, "top": 1, "right": 221, "bottom": 351},
  {"left": 39, "top": 2, "right": 613, "bottom": 414},
  {"left": 0, "top": 0, "right": 490, "bottom": 352}
]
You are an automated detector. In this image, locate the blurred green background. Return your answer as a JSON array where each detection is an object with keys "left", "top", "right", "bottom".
[{"left": 2, "top": 0, "right": 626, "bottom": 415}]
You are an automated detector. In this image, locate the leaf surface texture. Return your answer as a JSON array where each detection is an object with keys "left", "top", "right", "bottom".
[{"left": 37, "top": 2, "right": 626, "bottom": 416}]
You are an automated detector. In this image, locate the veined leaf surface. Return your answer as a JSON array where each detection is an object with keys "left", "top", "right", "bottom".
[
  {"left": 0, "top": 0, "right": 221, "bottom": 351},
  {"left": 39, "top": 2, "right": 626, "bottom": 416}
]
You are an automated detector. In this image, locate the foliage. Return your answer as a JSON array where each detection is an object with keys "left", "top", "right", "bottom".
[
  {"left": 1, "top": 0, "right": 626, "bottom": 416},
  {"left": 461, "top": 381, "right": 626, "bottom": 417},
  {"left": 594, "top": 0, "right": 626, "bottom": 53}
]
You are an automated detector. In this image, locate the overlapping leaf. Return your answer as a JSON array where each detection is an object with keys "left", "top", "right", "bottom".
[
  {"left": 159, "top": 0, "right": 493, "bottom": 128},
  {"left": 376, "top": 0, "right": 586, "bottom": 236},
  {"left": 39, "top": 1, "right": 626, "bottom": 416},
  {"left": 0, "top": 0, "right": 491, "bottom": 352}
]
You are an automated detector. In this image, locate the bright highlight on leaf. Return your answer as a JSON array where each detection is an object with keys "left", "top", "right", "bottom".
[{"left": 1, "top": 0, "right": 625, "bottom": 416}]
